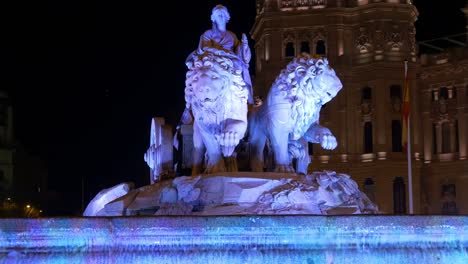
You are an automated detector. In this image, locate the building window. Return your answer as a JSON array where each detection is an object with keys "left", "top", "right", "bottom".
[
  {"left": 392, "top": 120, "right": 402, "bottom": 152},
  {"left": 455, "top": 120, "right": 459, "bottom": 152},
  {"left": 362, "top": 87, "right": 372, "bottom": 100},
  {"left": 316, "top": 40, "right": 326, "bottom": 55},
  {"left": 364, "top": 122, "right": 373, "bottom": 153},
  {"left": 300, "top": 41, "right": 310, "bottom": 54},
  {"left": 442, "top": 122, "right": 450, "bottom": 153},
  {"left": 393, "top": 177, "right": 406, "bottom": 214},
  {"left": 285, "top": 42, "right": 295, "bottom": 57},
  {"left": 390, "top": 85, "right": 401, "bottom": 99},
  {"left": 441, "top": 184, "right": 458, "bottom": 215},
  {"left": 363, "top": 177, "right": 376, "bottom": 202},
  {"left": 439, "top": 87, "right": 448, "bottom": 100},
  {"left": 433, "top": 124, "right": 437, "bottom": 154}
]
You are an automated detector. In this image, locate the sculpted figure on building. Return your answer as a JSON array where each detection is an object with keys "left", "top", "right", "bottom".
[{"left": 248, "top": 54, "right": 343, "bottom": 173}]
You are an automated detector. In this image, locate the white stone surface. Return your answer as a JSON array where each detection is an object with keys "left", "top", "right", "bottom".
[
  {"left": 83, "top": 182, "right": 134, "bottom": 216},
  {"left": 84, "top": 171, "right": 379, "bottom": 216},
  {"left": 144, "top": 117, "right": 173, "bottom": 183}
]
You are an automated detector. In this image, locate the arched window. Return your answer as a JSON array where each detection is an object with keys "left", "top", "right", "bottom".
[
  {"left": 440, "top": 87, "right": 448, "bottom": 100},
  {"left": 393, "top": 177, "right": 406, "bottom": 214},
  {"left": 441, "top": 184, "right": 458, "bottom": 215},
  {"left": 392, "top": 120, "right": 402, "bottom": 152},
  {"left": 364, "top": 122, "right": 373, "bottom": 153},
  {"left": 300, "top": 41, "right": 310, "bottom": 54},
  {"left": 363, "top": 177, "right": 375, "bottom": 202},
  {"left": 315, "top": 40, "right": 326, "bottom": 55},
  {"left": 362, "top": 87, "right": 372, "bottom": 100},
  {"left": 390, "top": 85, "right": 401, "bottom": 100},
  {"left": 285, "top": 42, "right": 295, "bottom": 57}
]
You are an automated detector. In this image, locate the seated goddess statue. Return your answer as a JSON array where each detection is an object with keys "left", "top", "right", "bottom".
[{"left": 186, "top": 4, "right": 253, "bottom": 104}]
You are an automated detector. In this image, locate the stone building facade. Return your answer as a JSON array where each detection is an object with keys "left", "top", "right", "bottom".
[{"left": 250, "top": 0, "right": 468, "bottom": 214}]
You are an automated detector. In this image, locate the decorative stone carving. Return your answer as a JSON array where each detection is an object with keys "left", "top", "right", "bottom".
[
  {"left": 386, "top": 25, "right": 403, "bottom": 51},
  {"left": 421, "top": 64, "right": 468, "bottom": 79},
  {"left": 144, "top": 117, "right": 173, "bottom": 183},
  {"left": 373, "top": 28, "right": 385, "bottom": 52},
  {"left": 407, "top": 25, "right": 416, "bottom": 54},
  {"left": 356, "top": 27, "right": 372, "bottom": 53},
  {"left": 249, "top": 54, "right": 343, "bottom": 173}
]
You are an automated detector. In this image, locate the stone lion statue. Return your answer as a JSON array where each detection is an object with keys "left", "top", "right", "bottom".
[
  {"left": 185, "top": 54, "right": 249, "bottom": 175},
  {"left": 249, "top": 54, "right": 343, "bottom": 173}
]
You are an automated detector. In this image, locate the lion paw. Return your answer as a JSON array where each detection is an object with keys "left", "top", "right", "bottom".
[
  {"left": 274, "top": 164, "right": 295, "bottom": 173},
  {"left": 320, "top": 133, "right": 337, "bottom": 150},
  {"left": 215, "top": 131, "right": 240, "bottom": 157}
]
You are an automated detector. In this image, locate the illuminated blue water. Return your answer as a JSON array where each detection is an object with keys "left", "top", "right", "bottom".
[{"left": 1, "top": 215, "right": 467, "bottom": 263}]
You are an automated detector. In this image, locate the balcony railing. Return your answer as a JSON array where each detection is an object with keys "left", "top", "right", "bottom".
[{"left": 280, "top": 0, "right": 326, "bottom": 10}]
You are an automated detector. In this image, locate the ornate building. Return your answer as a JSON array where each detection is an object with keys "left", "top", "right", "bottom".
[{"left": 251, "top": 0, "right": 468, "bottom": 214}]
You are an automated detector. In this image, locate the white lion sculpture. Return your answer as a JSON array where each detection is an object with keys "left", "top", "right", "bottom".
[
  {"left": 249, "top": 54, "right": 343, "bottom": 174},
  {"left": 185, "top": 54, "right": 249, "bottom": 175}
]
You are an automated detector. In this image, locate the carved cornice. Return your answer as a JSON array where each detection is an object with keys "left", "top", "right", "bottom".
[{"left": 421, "top": 64, "right": 468, "bottom": 80}]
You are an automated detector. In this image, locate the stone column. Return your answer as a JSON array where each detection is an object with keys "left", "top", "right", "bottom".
[{"left": 422, "top": 91, "right": 432, "bottom": 162}]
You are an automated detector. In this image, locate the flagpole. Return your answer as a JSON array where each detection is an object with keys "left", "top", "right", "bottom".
[{"left": 405, "top": 60, "right": 414, "bottom": 214}]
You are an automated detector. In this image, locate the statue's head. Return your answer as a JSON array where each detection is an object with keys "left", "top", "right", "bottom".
[
  {"left": 211, "top": 5, "right": 230, "bottom": 24},
  {"left": 270, "top": 54, "right": 342, "bottom": 106},
  {"left": 309, "top": 58, "right": 343, "bottom": 105}
]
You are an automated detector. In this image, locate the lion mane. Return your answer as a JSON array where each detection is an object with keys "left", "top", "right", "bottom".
[{"left": 185, "top": 54, "right": 248, "bottom": 126}]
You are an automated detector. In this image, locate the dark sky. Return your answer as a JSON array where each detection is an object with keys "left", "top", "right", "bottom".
[{"left": 5, "top": 1, "right": 466, "bottom": 214}]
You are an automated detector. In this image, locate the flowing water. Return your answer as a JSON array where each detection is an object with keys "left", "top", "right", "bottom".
[{"left": 1, "top": 215, "right": 467, "bottom": 263}]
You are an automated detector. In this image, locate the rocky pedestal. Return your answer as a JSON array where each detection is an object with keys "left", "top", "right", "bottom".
[{"left": 85, "top": 171, "right": 379, "bottom": 216}]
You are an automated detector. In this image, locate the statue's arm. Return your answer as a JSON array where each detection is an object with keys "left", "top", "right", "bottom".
[
  {"left": 236, "top": 33, "right": 251, "bottom": 64},
  {"left": 303, "top": 123, "right": 337, "bottom": 150}
]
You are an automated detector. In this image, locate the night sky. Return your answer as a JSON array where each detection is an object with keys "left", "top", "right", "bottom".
[{"left": 6, "top": 1, "right": 466, "bottom": 215}]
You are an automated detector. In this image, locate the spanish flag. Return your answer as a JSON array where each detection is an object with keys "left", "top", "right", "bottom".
[{"left": 401, "top": 60, "right": 410, "bottom": 151}]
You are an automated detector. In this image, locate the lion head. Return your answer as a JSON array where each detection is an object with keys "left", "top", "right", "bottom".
[{"left": 185, "top": 54, "right": 249, "bottom": 130}]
